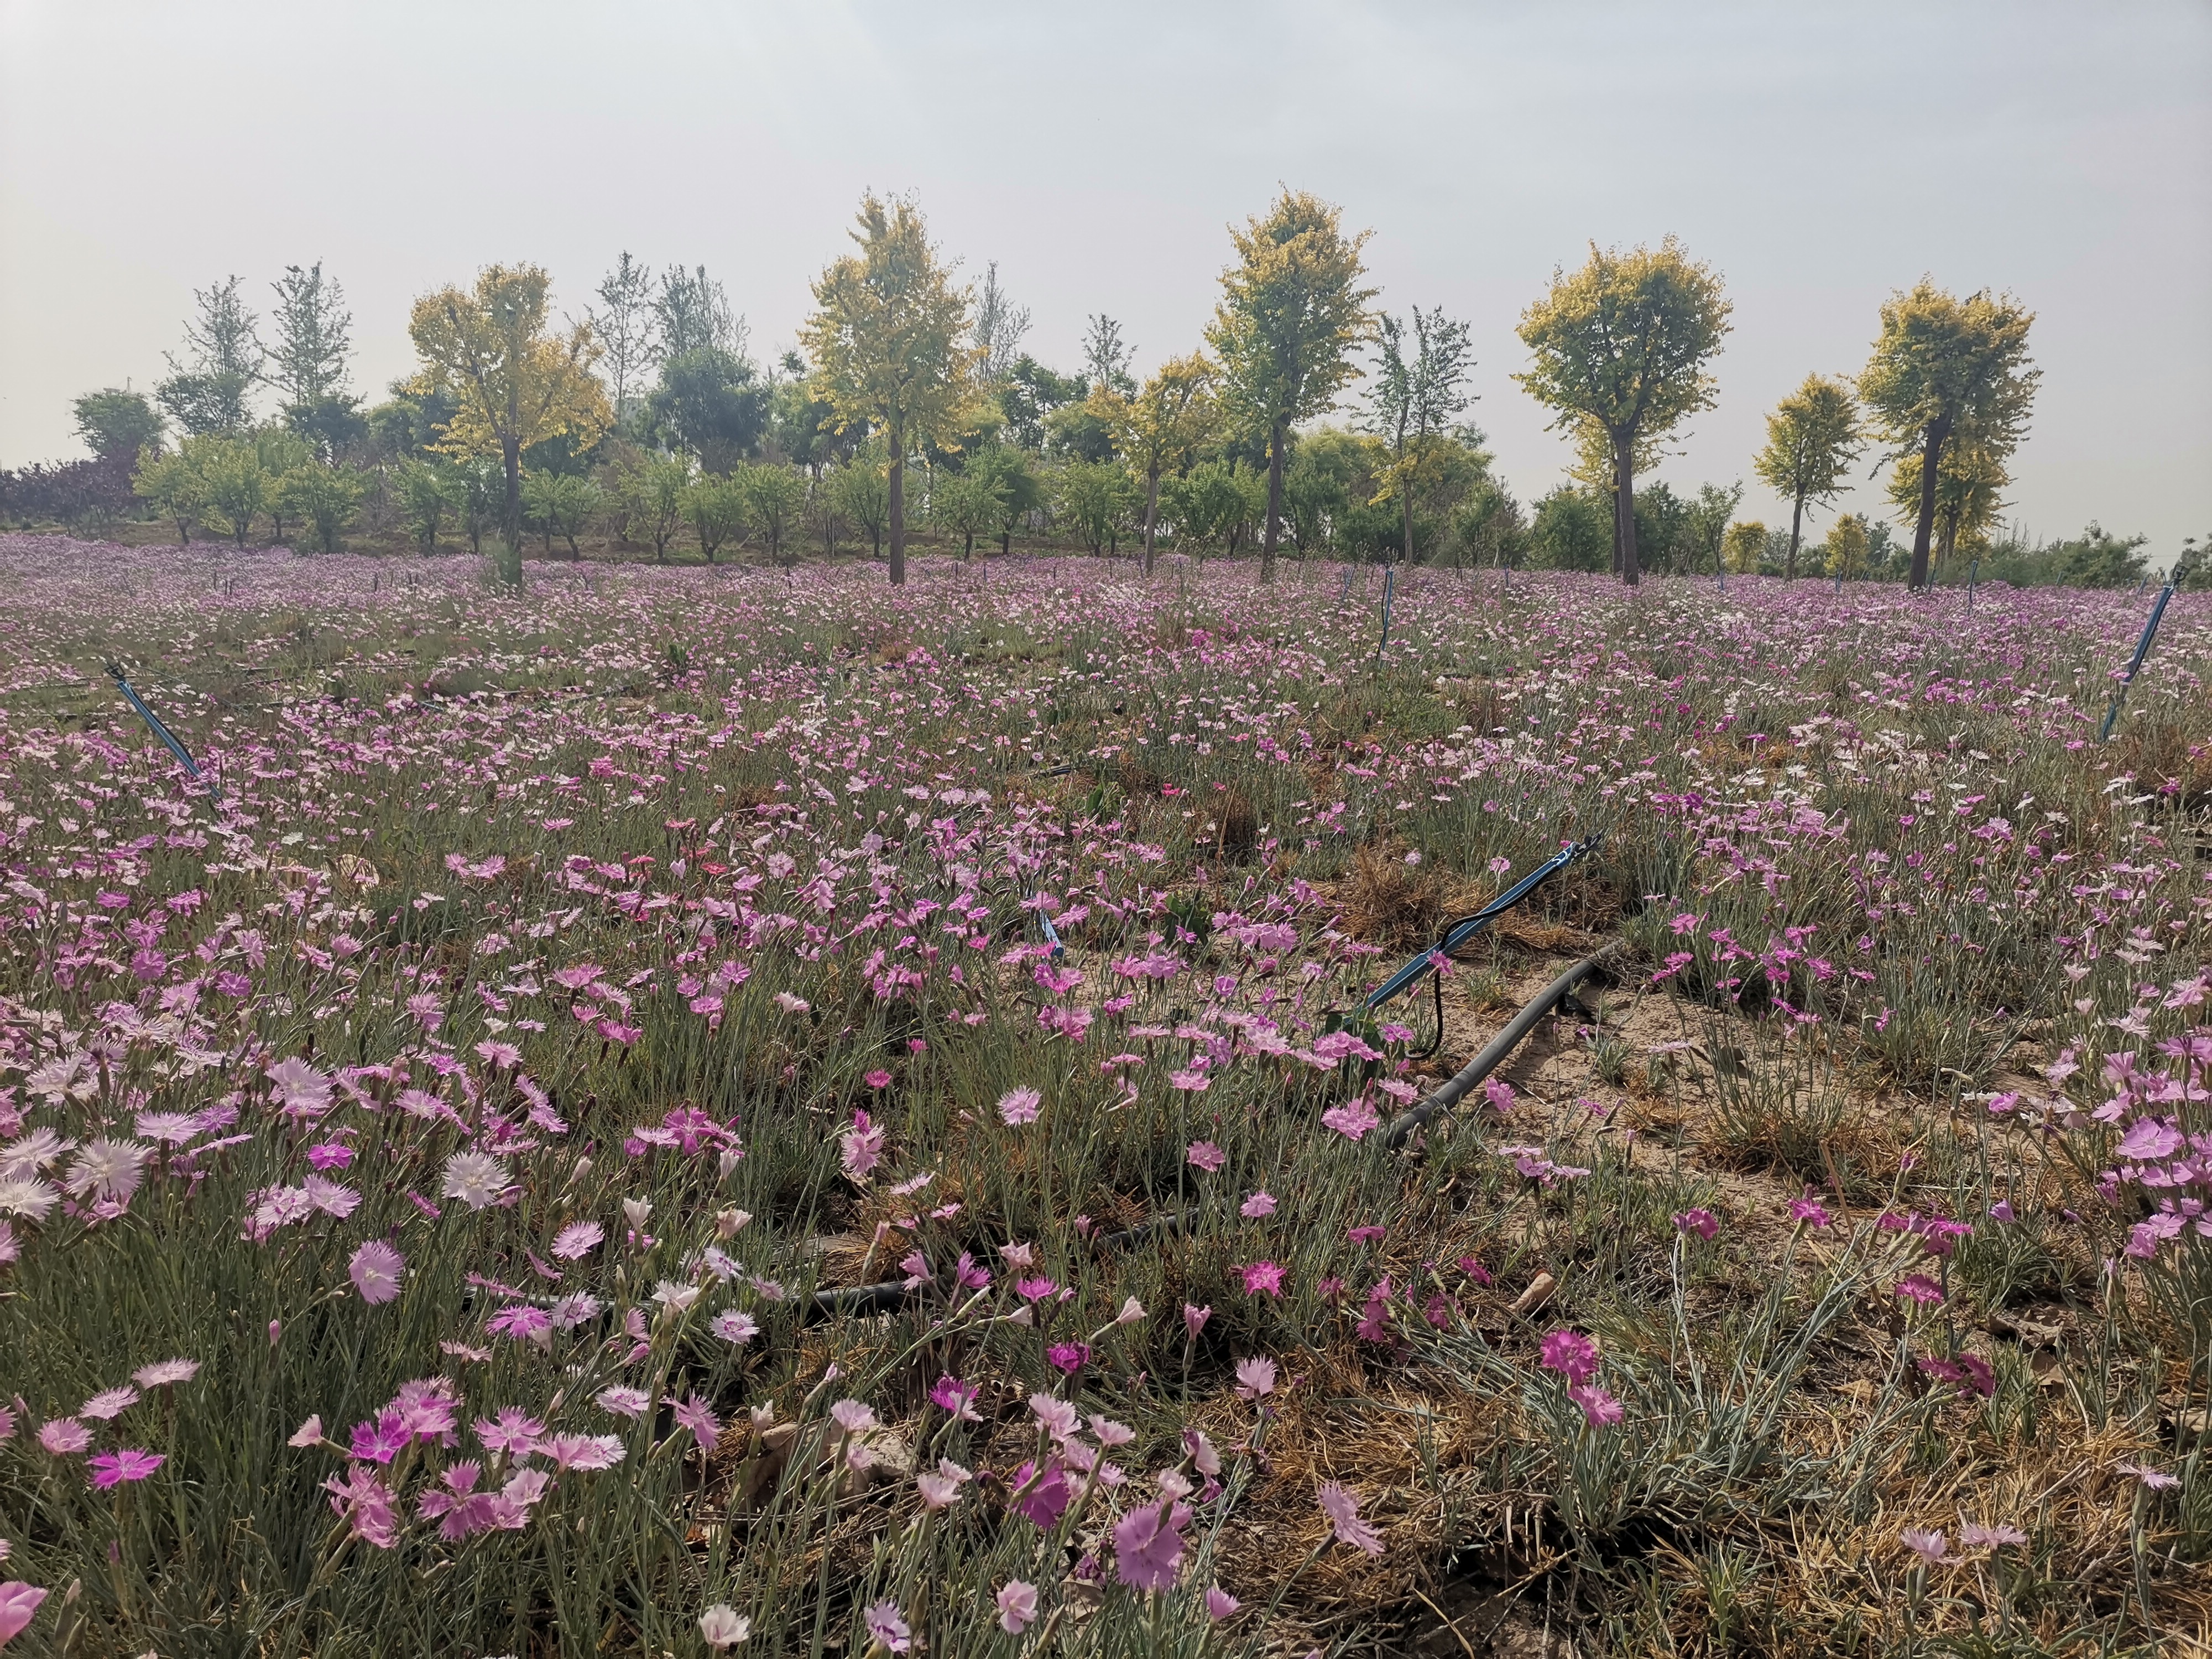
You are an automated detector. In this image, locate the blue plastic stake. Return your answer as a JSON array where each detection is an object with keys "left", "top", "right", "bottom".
[
  {"left": 107, "top": 665, "right": 219, "bottom": 801},
  {"left": 2100, "top": 582, "right": 2177, "bottom": 741}
]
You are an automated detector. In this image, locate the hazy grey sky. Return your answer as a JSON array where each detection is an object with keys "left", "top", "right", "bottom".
[{"left": 4, "top": 1, "right": 2207, "bottom": 556}]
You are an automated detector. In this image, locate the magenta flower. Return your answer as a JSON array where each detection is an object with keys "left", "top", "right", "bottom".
[
  {"left": 1015, "top": 1275, "right": 1060, "bottom": 1303},
  {"left": 1893, "top": 1275, "right": 1945, "bottom": 1306},
  {"left": 1317, "top": 1481, "right": 1385, "bottom": 1554},
  {"left": 88, "top": 1448, "right": 164, "bottom": 1489},
  {"left": 1113, "top": 1498, "right": 1190, "bottom": 1591},
  {"left": 1789, "top": 1196, "right": 1833, "bottom": 1228},
  {"left": 864, "top": 1068, "right": 892, "bottom": 1089},
  {"left": 929, "top": 1375, "right": 982, "bottom": 1422},
  {"left": 1672, "top": 1208, "right": 1719, "bottom": 1240},
  {"left": 669, "top": 1392, "right": 719, "bottom": 1449},
  {"left": 1538, "top": 1329, "right": 1599, "bottom": 1385},
  {"left": 1239, "top": 1261, "right": 1286, "bottom": 1298},
  {"left": 1568, "top": 1383, "right": 1624, "bottom": 1427},
  {"left": 1009, "top": 1459, "right": 1072, "bottom": 1526},
  {"left": 349, "top": 1240, "right": 405, "bottom": 1305},
  {"left": 1046, "top": 1342, "right": 1092, "bottom": 1375},
  {"left": 349, "top": 1411, "right": 409, "bottom": 1464}
]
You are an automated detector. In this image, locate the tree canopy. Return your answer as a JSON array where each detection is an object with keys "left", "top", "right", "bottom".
[{"left": 1751, "top": 372, "right": 1861, "bottom": 577}]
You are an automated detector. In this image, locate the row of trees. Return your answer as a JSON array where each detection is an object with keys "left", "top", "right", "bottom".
[{"left": 14, "top": 189, "right": 2126, "bottom": 591}]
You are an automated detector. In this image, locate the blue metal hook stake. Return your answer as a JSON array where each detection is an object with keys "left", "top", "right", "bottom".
[
  {"left": 106, "top": 664, "right": 219, "bottom": 801},
  {"left": 2099, "top": 582, "right": 2176, "bottom": 742}
]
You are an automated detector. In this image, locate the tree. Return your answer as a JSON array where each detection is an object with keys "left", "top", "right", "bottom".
[
  {"left": 648, "top": 348, "right": 769, "bottom": 473},
  {"left": 1682, "top": 481, "right": 1744, "bottom": 578},
  {"left": 620, "top": 453, "right": 692, "bottom": 562},
  {"left": 157, "top": 276, "right": 262, "bottom": 436},
  {"left": 278, "top": 463, "right": 367, "bottom": 555},
  {"left": 1366, "top": 307, "right": 1474, "bottom": 567},
  {"left": 928, "top": 467, "right": 1002, "bottom": 559},
  {"left": 828, "top": 452, "right": 891, "bottom": 558},
  {"left": 1752, "top": 373, "right": 1861, "bottom": 577},
  {"left": 1055, "top": 459, "right": 1137, "bottom": 555},
  {"left": 801, "top": 193, "right": 978, "bottom": 586},
  {"left": 1165, "top": 459, "right": 1265, "bottom": 557},
  {"left": 1885, "top": 435, "right": 2008, "bottom": 573},
  {"left": 1082, "top": 314, "right": 1135, "bottom": 396},
  {"left": 72, "top": 388, "right": 163, "bottom": 464},
  {"left": 2173, "top": 535, "right": 2208, "bottom": 591},
  {"left": 1208, "top": 189, "right": 1375, "bottom": 582},
  {"left": 972, "top": 263, "right": 1030, "bottom": 386},
  {"left": 685, "top": 472, "right": 746, "bottom": 564},
  {"left": 1529, "top": 488, "right": 1610, "bottom": 571},
  {"left": 1108, "top": 354, "right": 1215, "bottom": 575},
  {"left": 1451, "top": 479, "right": 1527, "bottom": 568},
  {"left": 268, "top": 263, "right": 353, "bottom": 409},
  {"left": 407, "top": 263, "right": 610, "bottom": 578},
  {"left": 197, "top": 437, "right": 268, "bottom": 547},
  {"left": 737, "top": 463, "right": 806, "bottom": 562},
  {"left": 133, "top": 447, "right": 205, "bottom": 544},
  {"left": 1722, "top": 520, "right": 1768, "bottom": 574},
  {"left": 1820, "top": 513, "right": 1870, "bottom": 580},
  {"left": 1858, "top": 281, "right": 2037, "bottom": 590},
  {"left": 523, "top": 470, "right": 601, "bottom": 558},
  {"left": 657, "top": 264, "right": 743, "bottom": 361},
  {"left": 399, "top": 459, "right": 461, "bottom": 555},
  {"left": 594, "top": 253, "right": 659, "bottom": 424},
  {"left": 254, "top": 427, "right": 314, "bottom": 544},
  {"left": 2048, "top": 523, "right": 2151, "bottom": 589},
  {"left": 998, "top": 356, "right": 1084, "bottom": 451},
  {"left": 1515, "top": 238, "right": 1730, "bottom": 587},
  {"left": 969, "top": 444, "right": 1042, "bottom": 556}
]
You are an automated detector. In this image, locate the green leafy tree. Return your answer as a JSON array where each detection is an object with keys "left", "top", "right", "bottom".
[
  {"left": 1722, "top": 520, "right": 1768, "bottom": 574},
  {"left": 998, "top": 356, "right": 1083, "bottom": 451},
  {"left": 1055, "top": 459, "right": 1137, "bottom": 556},
  {"left": 656, "top": 264, "right": 741, "bottom": 360},
  {"left": 72, "top": 388, "right": 163, "bottom": 463},
  {"left": 1104, "top": 354, "right": 1215, "bottom": 575},
  {"left": 1207, "top": 189, "right": 1375, "bottom": 581},
  {"left": 1515, "top": 238, "right": 1731, "bottom": 586},
  {"left": 2050, "top": 523, "right": 2151, "bottom": 589},
  {"left": 828, "top": 452, "right": 891, "bottom": 559},
  {"left": 1858, "top": 281, "right": 2037, "bottom": 589},
  {"left": 928, "top": 467, "right": 1003, "bottom": 559},
  {"left": 1529, "top": 487, "right": 1610, "bottom": 571},
  {"left": 1165, "top": 459, "right": 1266, "bottom": 558},
  {"left": 276, "top": 462, "right": 367, "bottom": 554},
  {"left": 399, "top": 459, "right": 461, "bottom": 555},
  {"left": 737, "top": 463, "right": 807, "bottom": 562},
  {"left": 1820, "top": 512, "right": 1871, "bottom": 579},
  {"left": 407, "top": 263, "right": 611, "bottom": 578},
  {"left": 648, "top": 348, "right": 769, "bottom": 474},
  {"left": 1682, "top": 481, "right": 1744, "bottom": 578},
  {"left": 685, "top": 472, "right": 746, "bottom": 564},
  {"left": 1752, "top": 373, "right": 1862, "bottom": 577},
  {"left": 800, "top": 194, "right": 977, "bottom": 586},
  {"left": 972, "top": 263, "right": 1031, "bottom": 386},
  {"left": 253, "top": 428, "right": 314, "bottom": 544},
  {"left": 1082, "top": 314, "right": 1136, "bottom": 397},
  {"left": 1365, "top": 306, "right": 1474, "bottom": 567},
  {"left": 969, "top": 444, "right": 1042, "bottom": 556},
  {"left": 1885, "top": 435, "right": 2008, "bottom": 574},
  {"left": 620, "top": 453, "right": 692, "bottom": 563},
  {"left": 268, "top": 263, "right": 352, "bottom": 408},
  {"left": 523, "top": 471, "right": 602, "bottom": 559},
  {"left": 197, "top": 437, "right": 269, "bottom": 547},
  {"left": 1451, "top": 478, "right": 1527, "bottom": 568},
  {"left": 2172, "top": 535, "right": 2208, "bottom": 591},
  {"left": 133, "top": 447, "right": 205, "bottom": 544},
  {"left": 157, "top": 276, "right": 263, "bottom": 436}
]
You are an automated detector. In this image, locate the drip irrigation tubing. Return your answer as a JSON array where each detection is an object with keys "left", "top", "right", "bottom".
[{"left": 804, "top": 938, "right": 1623, "bottom": 1322}]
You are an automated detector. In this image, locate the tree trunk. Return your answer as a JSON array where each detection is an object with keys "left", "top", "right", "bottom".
[
  {"left": 501, "top": 437, "right": 522, "bottom": 550},
  {"left": 1786, "top": 492, "right": 1804, "bottom": 580},
  {"left": 1399, "top": 476, "right": 1415, "bottom": 570},
  {"left": 1907, "top": 417, "right": 1947, "bottom": 591},
  {"left": 1260, "top": 421, "right": 1286, "bottom": 583},
  {"left": 1142, "top": 468, "right": 1161, "bottom": 576},
  {"left": 1613, "top": 432, "right": 1641, "bottom": 587},
  {"left": 888, "top": 449, "right": 906, "bottom": 586}
]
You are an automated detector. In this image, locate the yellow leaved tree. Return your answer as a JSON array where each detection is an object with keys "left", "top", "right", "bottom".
[{"left": 1103, "top": 354, "right": 1217, "bottom": 576}]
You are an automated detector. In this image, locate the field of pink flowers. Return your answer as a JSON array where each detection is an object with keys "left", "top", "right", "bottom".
[{"left": 0, "top": 535, "right": 2206, "bottom": 1657}]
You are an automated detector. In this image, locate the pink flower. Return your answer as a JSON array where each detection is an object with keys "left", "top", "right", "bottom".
[
  {"left": 930, "top": 1375, "right": 981, "bottom": 1422},
  {"left": 1901, "top": 1528, "right": 1949, "bottom": 1564},
  {"left": 595, "top": 1385, "right": 650, "bottom": 1420},
  {"left": 1009, "top": 1459, "right": 1071, "bottom": 1526},
  {"left": 1538, "top": 1329, "right": 1599, "bottom": 1385},
  {"left": 1182, "top": 1303, "right": 1211, "bottom": 1339},
  {"left": 1789, "top": 1196, "right": 1833, "bottom": 1228},
  {"left": 840, "top": 1111, "right": 884, "bottom": 1181},
  {"left": 1112, "top": 1498, "right": 1190, "bottom": 1592},
  {"left": 1205, "top": 1585, "right": 1240, "bottom": 1621},
  {"left": 864, "top": 1069, "right": 893, "bottom": 1089},
  {"left": 863, "top": 1600, "right": 911, "bottom": 1652},
  {"left": 699, "top": 1604, "right": 752, "bottom": 1648},
  {"left": 1185, "top": 1140, "right": 1226, "bottom": 1173},
  {"left": 550, "top": 1219, "right": 604, "bottom": 1260},
  {"left": 349, "top": 1240, "right": 405, "bottom": 1305},
  {"left": 474, "top": 1409, "right": 545, "bottom": 1457},
  {"left": 1234, "top": 1357, "right": 1277, "bottom": 1399},
  {"left": 37, "top": 1418, "right": 90, "bottom": 1455},
  {"left": 997, "top": 1087, "right": 1042, "bottom": 1125},
  {"left": 1568, "top": 1383, "right": 1624, "bottom": 1427},
  {"left": 1320, "top": 1097, "right": 1380, "bottom": 1141},
  {"left": 2119, "top": 1462, "right": 2179, "bottom": 1490},
  {"left": 0, "top": 1582, "right": 49, "bottom": 1645},
  {"left": 1958, "top": 1522, "right": 2027, "bottom": 1548},
  {"left": 79, "top": 1385, "right": 138, "bottom": 1421},
  {"left": 669, "top": 1392, "right": 719, "bottom": 1449},
  {"left": 1317, "top": 1481, "right": 1385, "bottom": 1554},
  {"left": 1239, "top": 1261, "right": 1286, "bottom": 1298},
  {"left": 1893, "top": 1275, "right": 1945, "bottom": 1306},
  {"left": 995, "top": 1579, "right": 1039, "bottom": 1634},
  {"left": 132, "top": 1359, "right": 200, "bottom": 1389},
  {"left": 1239, "top": 1190, "right": 1277, "bottom": 1218},
  {"left": 88, "top": 1448, "right": 163, "bottom": 1488},
  {"left": 1671, "top": 1208, "right": 1719, "bottom": 1240}
]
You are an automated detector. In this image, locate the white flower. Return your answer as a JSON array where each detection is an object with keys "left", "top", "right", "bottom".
[
  {"left": 441, "top": 1150, "right": 510, "bottom": 1211},
  {"left": 698, "top": 1605, "right": 751, "bottom": 1648}
]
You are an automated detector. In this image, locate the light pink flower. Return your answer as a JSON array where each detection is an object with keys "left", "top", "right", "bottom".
[
  {"left": 997, "top": 1087, "right": 1042, "bottom": 1125},
  {"left": 995, "top": 1579, "right": 1039, "bottom": 1634},
  {"left": 0, "top": 1582, "right": 49, "bottom": 1645},
  {"left": 1318, "top": 1481, "right": 1385, "bottom": 1554},
  {"left": 349, "top": 1240, "right": 405, "bottom": 1305}
]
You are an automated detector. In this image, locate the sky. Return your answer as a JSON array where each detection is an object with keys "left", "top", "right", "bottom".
[{"left": 3, "top": 1, "right": 2208, "bottom": 559}]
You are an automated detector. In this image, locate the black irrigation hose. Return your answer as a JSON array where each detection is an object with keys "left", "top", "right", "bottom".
[{"left": 804, "top": 941, "right": 1621, "bottom": 1323}]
